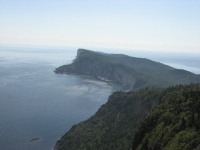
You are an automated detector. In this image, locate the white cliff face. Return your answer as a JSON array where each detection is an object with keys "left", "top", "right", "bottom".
[
  {"left": 113, "top": 67, "right": 136, "bottom": 87},
  {"left": 68, "top": 59, "right": 138, "bottom": 88}
]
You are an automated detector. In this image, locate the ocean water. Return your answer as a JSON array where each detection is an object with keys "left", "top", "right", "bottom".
[
  {"left": 0, "top": 47, "right": 118, "bottom": 150},
  {"left": 0, "top": 46, "right": 199, "bottom": 150}
]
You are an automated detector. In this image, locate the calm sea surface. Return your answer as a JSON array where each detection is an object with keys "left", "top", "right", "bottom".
[
  {"left": 0, "top": 47, "right": 199, "bottom": 150},
  {"left": 0, "top": 47, "right": 118, "bottom": 150}
]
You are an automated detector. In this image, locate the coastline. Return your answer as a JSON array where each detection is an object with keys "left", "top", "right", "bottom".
[{"left": 55, "top": 71, "right": 129, "bottom": 91}]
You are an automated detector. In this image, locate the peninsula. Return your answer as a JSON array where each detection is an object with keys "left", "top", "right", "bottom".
[
  {"left": 55, "top": 49, "right": 200, "bottom": 90},
  {"left": 54, "top": 49, "right": 200, "bottom": 150}
]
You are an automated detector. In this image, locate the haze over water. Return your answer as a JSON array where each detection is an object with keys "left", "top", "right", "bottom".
[
  {"left": 0, "top": 47, "right": 118, "bottom": 150},
  {"left": 0, "top": 46, "right": 199, "bottom": 150}
]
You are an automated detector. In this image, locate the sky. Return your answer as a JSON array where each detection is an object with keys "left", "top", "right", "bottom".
[{"left": 0, "top": 0, "right": 200, "bottom": 52}]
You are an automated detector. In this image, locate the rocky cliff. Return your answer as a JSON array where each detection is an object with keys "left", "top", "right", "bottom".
[
  {"left": 55, "top": 49, "right": 148, "bottom": 89},
  {"left": 55, "top": 49, "right": 200, "bottom": 90}
]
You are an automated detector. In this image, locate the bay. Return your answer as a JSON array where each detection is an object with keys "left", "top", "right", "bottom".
[
  {"left": 0, "top": 46, "right": 199, "bottom": 150},
  {"left": 0, "top": 47, "right": 117, "bottom": 150}
]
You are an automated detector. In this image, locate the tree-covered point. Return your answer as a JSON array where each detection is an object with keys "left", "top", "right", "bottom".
[
  {"left": 132, "top": 84, "right": 200, "bottom": 150},
  {"left": 55, "top": 49, "right": 200, "bottom": 90}
]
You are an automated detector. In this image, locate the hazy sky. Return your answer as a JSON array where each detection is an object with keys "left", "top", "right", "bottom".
[{"left": 0, "top": 0, "right": 200, "bottom": 52}]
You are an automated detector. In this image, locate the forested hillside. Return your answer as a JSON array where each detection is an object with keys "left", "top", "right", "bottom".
[
  {"left": 132, "top": 84, "right": 200, "bottom": 150},
  {"left": 55, "top": 49, "right": 200, "bottom": 90},
  {"left": 55, "top": 84, "right": 200, "bottom": 150},
  {"left": 54, "top": 88, "right": 161, "bottom": 150}
]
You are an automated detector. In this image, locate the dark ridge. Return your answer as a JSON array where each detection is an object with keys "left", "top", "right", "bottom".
[{"left": 55, "top": 49, "right": 200, "bottom": 90}]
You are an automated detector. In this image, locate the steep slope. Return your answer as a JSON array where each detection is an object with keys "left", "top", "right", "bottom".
[
  {"left": 54, "top": 88, "right": 162, "bottom": 150},
  {"left": 132, "top": 84, "right": 200, "bottom": 150},
  {"left": 55, "top": 49, "right": 200, "bottom": 89},
  {"left": 54, "top": 84, "right": 200, "bottom": 150}
]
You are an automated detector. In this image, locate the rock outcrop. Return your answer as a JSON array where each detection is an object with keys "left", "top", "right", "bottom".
[{"left": 55, "top": 49, "right": 200, "bottom": 90}]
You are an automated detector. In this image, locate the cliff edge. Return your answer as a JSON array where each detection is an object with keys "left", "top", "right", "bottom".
[{"left": 55, "top": 49, "right": 200, "bottom": 90}]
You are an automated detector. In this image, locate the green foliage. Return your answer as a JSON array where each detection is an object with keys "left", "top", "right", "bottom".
[
  {"left": 132, "top": 84, "right": 200, "bottom": 150},
  {"left": 55, "top": 87, "right": 161, "bottom": 150},
  {"left": 55, "top": 84, "right": 200, "bottom": 150},
  {"left": 55, "top": 49, "right": 200, "bottom": 90}
]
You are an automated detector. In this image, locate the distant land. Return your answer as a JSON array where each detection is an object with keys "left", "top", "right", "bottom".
[
  {"left": 55, "top": 49, "right": 200, "bottom": 90},
  {"left": 54, "top": 49, "right": 200, "bottom": 150}
]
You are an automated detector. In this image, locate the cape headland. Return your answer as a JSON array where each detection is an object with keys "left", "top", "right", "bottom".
[
  {"left": 55, "top": 49, "right": 200, "bottom": 90},
  {"left": 54, "top": 49, "right": 200, "bottom": 150}
]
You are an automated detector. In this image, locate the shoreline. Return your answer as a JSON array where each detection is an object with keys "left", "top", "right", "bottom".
[{"left": 56, "top": 71, "right": 129, "bottom": 91}]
